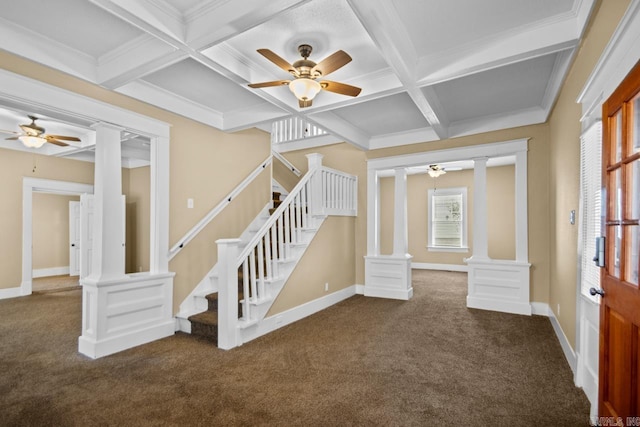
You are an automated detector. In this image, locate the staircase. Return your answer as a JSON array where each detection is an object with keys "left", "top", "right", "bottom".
[
  {"left": 187, "top": 192, "right": 283, "bottom": 342},
  {"left": 177, "top": 153, "right": 357, "bottom": 349}
]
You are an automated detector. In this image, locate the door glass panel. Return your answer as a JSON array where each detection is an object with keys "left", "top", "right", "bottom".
[
  {"left": 612, "top": 168, "right": 622, "bottom": 221},
  {"left": 632, "top": 94, "right": 640, "bottom": 155},
  {"left": 625, "top": 225, "right": 639, "bottom": 285},
  {"left": 612, "top": 225, "right": 622, "bottom": 278},
  {"left": 630, "top": 160, "right": 640, "bottom": 220},
  {"left": 614, "top": 110, "right": 623, "bottom": 163}
]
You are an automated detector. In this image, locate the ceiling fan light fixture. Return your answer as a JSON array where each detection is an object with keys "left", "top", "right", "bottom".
[
  {"left": 289, "top": 78, "right": 321, "bottom": 102},
  {"left": 427, "top": 165, "right": 446, "bottom": 178},
  {"left": 19, "top": 135, "right": 47, "bottom": 148}
]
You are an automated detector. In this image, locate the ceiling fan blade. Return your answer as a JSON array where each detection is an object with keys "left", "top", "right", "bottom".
[
  {"left": 299, "top": 99, "right": 313, "bottom": 108},
  {"left": 45, "top": 139, "right": 69, "bottom": 147},
  {"left": 312, "top": 50, "right": 352, "bottom": 77},
  {"left": 248, "top": 80, "right": 291, "bottom": 89},
  {"left": 0, "top": 129, "right": 19, "bottom": 135},
  {"left": 46, "top": 134, "right": 81, "bottom": 142},
  {"left": 320, "top": 80, "right": 362, "bottom": 97},
  {"left": 256, "top": 49, "right": 297, "bottom": 75},
  {"left": 5, "top": 136, "right": 19, "bottom": 140}
]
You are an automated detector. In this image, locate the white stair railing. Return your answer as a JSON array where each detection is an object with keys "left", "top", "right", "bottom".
[
  {"left": 216, "top": 153, "right": 357, "bottom": 349},
  {"left": 169, "top": 156, "right": 271, "bottom": 261},
  {"left": 271, "top": 117, "right": 328, "bottom": 145}
]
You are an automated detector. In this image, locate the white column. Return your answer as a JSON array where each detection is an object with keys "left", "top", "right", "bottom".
[
  {"left": 393, "top": 168, "right": 408, "bottom": 256},
  {"left": 515, "top": 150, "right": 529, "bottom": 262},
  {"left": 471, "top": 157, "right": 489, "bottom": 260},
  {"left": 88, "top": 123, "right": 125, "bottom": 281},
  {"left": 366, "top": 168, "right": 380, "bottom": 256},
  {"left": 216, "top": 238, "right": 240, "bottom": 350},
  {"left": 150, "top": 135, "right": 170, "bottom": 273}
]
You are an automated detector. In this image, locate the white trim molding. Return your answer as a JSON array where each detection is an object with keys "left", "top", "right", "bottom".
[
  {"left": 239, "top": 285, "right": 359, "bottom": 345},
  {"left": 33, "top": 267, "right": 71, "bottom": 278},
  {"left": 530, "top": 302, "right": 577, "bottom": 375},
  {"left": 577, "top": 1, "right": 640, "bottom": 129},
  {"left": 412, "top": 263, "right": 468, "bottom": 272},
  {"left": 22, "top": 178, "right": 94, "bottom": 297}
]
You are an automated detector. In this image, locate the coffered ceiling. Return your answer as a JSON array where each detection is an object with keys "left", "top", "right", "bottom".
[{"left": 0, "top": 0, "right": 595, "bottom": 153}]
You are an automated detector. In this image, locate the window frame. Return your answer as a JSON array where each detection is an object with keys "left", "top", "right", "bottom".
[{"left": 427, "top": 186, "right": 469, "bottom": 253}]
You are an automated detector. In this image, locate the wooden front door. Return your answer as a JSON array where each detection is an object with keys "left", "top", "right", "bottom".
[{"left": 598, "top": 60, "right": 640, "bottom": 421}]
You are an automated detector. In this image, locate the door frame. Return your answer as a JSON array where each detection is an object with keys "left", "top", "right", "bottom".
[
  {"left": 21, "top": 178, "right": 94, "bottom": 296},
  {"left": 576, "top": 1, "right": 640, "bottom": 419}
]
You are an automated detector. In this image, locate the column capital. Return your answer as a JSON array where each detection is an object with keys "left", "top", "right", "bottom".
[{"left": 91, "top": 122, "right": 125, "bottom": 132}]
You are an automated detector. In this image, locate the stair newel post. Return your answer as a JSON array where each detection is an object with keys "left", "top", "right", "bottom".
[
  {"left": 216, "top": 238, "right": 241, "bottom": 350},
  {"left": 306, "top": 153, "right": 324, "bottom": 218}
]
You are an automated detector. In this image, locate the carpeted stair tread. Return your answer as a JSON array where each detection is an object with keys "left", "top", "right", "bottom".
[
  {"left": 188, "top": 310, "right": 218, "bottom": 325},
  {"left": 188, "top": 189, "right": 285, "bottom": 343}
]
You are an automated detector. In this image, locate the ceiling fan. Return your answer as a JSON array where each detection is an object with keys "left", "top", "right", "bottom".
[
  {"left": 248, "top": 44, "right": 361, "bottom": 108},
  {"left": 1, "top": 115, "right": 80, "bottom": 148},
  {"left": 428, "top": 164, "right": 447, "bottom": 178}
]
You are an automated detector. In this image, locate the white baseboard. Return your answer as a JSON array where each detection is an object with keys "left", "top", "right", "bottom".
[
  {"left": 412, "top": 262, "right": 468, "bottom": 272},
  {"left": 531, "top": 302, "right": 550, "bottom": 316},
  {"left": 0, "top": 286, "right": 23, "bottom": 300},
  {"left": 364, "top": 286, "right": 413, "bottom": 300},
  {"left": 78, "top": 320, "right": 175, "bottom": 359},
  {"left": 33, "top": 266, "right": 70, "bottom": 278},
  {"left": 530, "top": 302, "right": 576, "bottom": 374},
  {"left": 355, "top": 284, "right": 365, "bottom": 295},
  {"left": 240, "top": 285, "right": 358, "bottom": 344},
  {"left": 466, "top": 296, "right": 532, "bottom": 315}
]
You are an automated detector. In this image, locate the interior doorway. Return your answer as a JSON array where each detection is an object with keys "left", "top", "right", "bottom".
[{"left": 31, "top": 192, "right": 80, "bottom": 293}]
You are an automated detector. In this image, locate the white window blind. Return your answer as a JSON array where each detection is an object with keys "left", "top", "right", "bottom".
[
  {"left": 579, "top": 121, "right": 602, "bottom": 301},
  {"left": 428, "top": 187, "right": 467, "bottom": 250}
]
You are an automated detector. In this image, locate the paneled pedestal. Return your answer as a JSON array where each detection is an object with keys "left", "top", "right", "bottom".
[
  {"left": 466, "top": 259, "right": 531, "bottom": 315},
  {"left": 78, "top": 272, "right": 175, "bottom": 359},
  {"left": 364, "top": 255, "right": 413, "bottom": 300}
]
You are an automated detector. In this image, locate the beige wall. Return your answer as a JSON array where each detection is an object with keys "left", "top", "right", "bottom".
[
  {"left": 273, "top": 143, "right": 366, "bottom": 308},
  {"left": 32, "top": 193, "right": 79, "bottom": 270},
  {"left": 0, "top": 51, "right": 271, "bottom": 313},
  {"left": 267, "top": 216, "right": 355, "bottom": 315},
  {"left": 378, "top": 165, "right": 515, "bottom": 264},
  {"left": 125, "top": 166, "right": 150, "bottom": 274},
  {"left": 0, "top": 148, "right": 95, "bottom": 287},
  {"left": 547, "top": 0, "right": 631, "bottom": 348}
]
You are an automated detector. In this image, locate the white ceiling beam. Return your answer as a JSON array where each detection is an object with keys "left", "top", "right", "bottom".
[
  {"left": 185, "top": 0, "right": 312, "bottom": 50},
  {"left": 416, "top": 18, "right": 581, "bottom": 87},
  {"left": 347, "top": 0, "right": 449, "bottom": 140},
  {"left": 90, "top": 0, "right": 310, "bottom": 91},
  {"left": 91, "top": 0, "right": 185, "bottom": 44},
  {"left": 115, "top": 80, "right": 224, "bottom": 129},
  {"left": 0, "top": 17, "right": 97, "bottom": 83},
  {"left": 308, "top": 111, "right": 370, "bottom": 150}
]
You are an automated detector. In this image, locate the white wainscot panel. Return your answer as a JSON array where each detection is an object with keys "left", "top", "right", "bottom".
[
  {"left": 466, "top": 259, "right": 531, "bottom": 315},
  {"left": 364, "top": 255, "right": 413, "bottom": 300},
  {"left": 79, "top": 272, "right": 175, "bottom": 359}
]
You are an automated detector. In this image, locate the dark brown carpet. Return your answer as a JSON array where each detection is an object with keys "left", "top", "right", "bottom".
[{"left": 0, "top": 270, "right": 589, "bottom": 426}]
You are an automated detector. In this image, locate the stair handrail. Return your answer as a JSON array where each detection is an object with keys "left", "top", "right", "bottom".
[
  {"left": 272, "top": 150, "right": 302, "bottom": 177},
  {"left": 168, "top": 155, "right": 272, "bottom": 261},
  {"left": 217, "top": 153, "right": 358, "bottom": 350},
  {"left": 235, "top": 162, "right": 317, "bottom": 266}
]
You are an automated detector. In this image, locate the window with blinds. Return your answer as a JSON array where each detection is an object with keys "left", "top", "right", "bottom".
[
  {"left": 579, "top": 121, "right": 602, "bottom": 301},
  {"left": 428, "top": 187, "right": 468, "bottom": 250}
]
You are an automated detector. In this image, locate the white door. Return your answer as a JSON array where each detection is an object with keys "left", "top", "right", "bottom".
[
  {"left": 79, "top": 194, "right": 126, "bottom": 279},
  {"left": 69, "top": 201, "right": 80, "bottom": 276}
]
